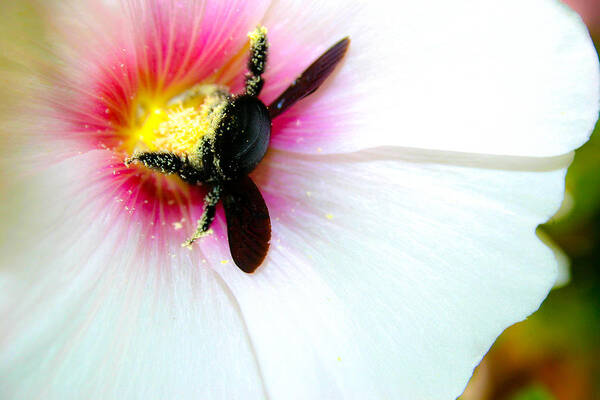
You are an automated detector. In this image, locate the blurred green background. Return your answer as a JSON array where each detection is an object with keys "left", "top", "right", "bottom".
[{"left": 0, "top": 2, "right": 598, "bottom": 399}]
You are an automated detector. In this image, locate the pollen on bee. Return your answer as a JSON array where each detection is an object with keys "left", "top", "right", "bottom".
[{"left": 247, "top": 25, "right": 268, "bottom": 45}]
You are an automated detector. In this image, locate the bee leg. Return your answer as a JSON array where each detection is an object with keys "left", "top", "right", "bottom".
[
  {"left": 125, "top": 151, "right": 185, "bottom": 173},
  {"left": 183, "top": 184, "right": 223, "bottom": 247},
  {"left": 245, "top": 26, "right": 268, "bottom": 97},
  {"left": 125, "top": 151, "right": 206, "bottom": 183}
]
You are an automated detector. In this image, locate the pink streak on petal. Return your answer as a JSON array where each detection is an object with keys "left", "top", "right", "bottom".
[
  {"left": 32, "top": 0, "right": 273, "bottom": 261},
  {"left": 38, "top": 150, "right": 231, "bottom": 266},
  {"left": 257, "top": 24, "right": 354, "bottom": 155},
  {"left": 132, "top": 0, "right": 268, "bottom": 93},
  {"left": 94, "top": 151, "right": 230, "bottom": 258},
  {"left": 36, "top": 0, "right": 362, "bottom": 264},
  {"left": 47, "top": 0, "right": 270, "bottom": 151}
]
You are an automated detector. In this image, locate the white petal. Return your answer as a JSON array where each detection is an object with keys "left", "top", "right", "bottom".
[
  {"left": 0, "top": 152, "right": 264, "bottom": 400},
  {"left": 262, "top": 0, "right": 599, "bottom": 156},
  {"left": 213, "top": 149, "right": 571, "bottom": 399}
]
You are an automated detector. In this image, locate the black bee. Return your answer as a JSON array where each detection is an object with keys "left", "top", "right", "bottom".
[{"left": 126, "top": 27, "right": 349, "bottom": 273}]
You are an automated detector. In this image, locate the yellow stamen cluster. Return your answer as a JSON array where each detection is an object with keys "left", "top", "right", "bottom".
[
  {"left": 151, "top": 105, "right": 211, "bottom": 155},
  {"left": 127, "top": 84, "right": 229, "bottom": 158}
]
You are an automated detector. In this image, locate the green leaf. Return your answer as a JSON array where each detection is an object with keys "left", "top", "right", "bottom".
[{"left": 510, "top": 384, "right": 556, "bottom": 400}]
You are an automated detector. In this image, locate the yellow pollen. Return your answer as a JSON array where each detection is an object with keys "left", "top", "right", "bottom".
[
  {"left": 248, "top": 25, "right": 268, "bottom": 44},
  {"left": 125, "top": 84, "right": 229, "bottom": 157},
  {"left": 151, "top": 105, "right": 208, "bottom": 154}
]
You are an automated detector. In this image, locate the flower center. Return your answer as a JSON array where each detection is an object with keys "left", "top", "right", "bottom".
[{"left": 124, "top": 84, "right": 230, "bottom": 158}]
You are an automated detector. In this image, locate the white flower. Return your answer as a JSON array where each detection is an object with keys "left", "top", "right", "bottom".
[{"left": 0, "top": 0, "right": 598, "bottom": 399}]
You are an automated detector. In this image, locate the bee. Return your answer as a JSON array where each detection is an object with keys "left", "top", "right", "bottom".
[{"left": 126, "top": 27, "right": 350, "bottom": 273}]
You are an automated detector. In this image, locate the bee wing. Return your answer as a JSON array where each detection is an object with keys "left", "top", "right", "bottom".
[
  {"left": 222, "top": 175, "right": 271, "bottom": 273},
  {"left": 268, "top": 37, "right": 350, "bottom": 119}
]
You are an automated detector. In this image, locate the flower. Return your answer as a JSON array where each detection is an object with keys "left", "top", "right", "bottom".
[{"left": 0, "top": 0, "right": 598, "bottom": 399}]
